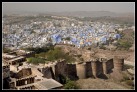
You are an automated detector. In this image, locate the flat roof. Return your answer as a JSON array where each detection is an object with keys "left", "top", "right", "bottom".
[
  {"left": 16, "top": 79, "right": 63, "bottom": 90},
  {"left": 7, "top": 56, "right": 25, "bottom": 62},
  {"left": 2, "top": 53, "right": 16, "bottom": 58},
  {"left": 34, "top": 79, "right": 63, "bottom": 90}
]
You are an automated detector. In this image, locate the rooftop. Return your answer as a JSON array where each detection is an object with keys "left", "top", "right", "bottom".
[
  {"left": 7, "top": 56, "right": 25, "bottom": 62},
  {"left": 2, "top": 53, "right": 16, "bottom": 58},
  {"left": 34, "top": 79, "right": 63, "bottom": 90}
]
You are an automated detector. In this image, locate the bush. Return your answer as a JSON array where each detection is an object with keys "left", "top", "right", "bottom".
[
  {"left": 58, "top": 74, "right": 66, "bottom": 84},
  {"left": 64, "top": 78, "right": 79, "bottom": 89},
  {"left": 117, "top": 40, "right": 132, "bottom": 50},
  {"left": 26, "top": 57, "right": 45, "bottom": 65},
  {"left": 26, "top": 47, "right": 76, "bottom": 63},
  {"left": 46, "top": 47, "right": 64, "bottom": 61},
  {"left": 23, "top": 45, "right": 54, "bottom": 54},
  {"left": 46, "top": 47, "right": 75, "bottom": 63}
]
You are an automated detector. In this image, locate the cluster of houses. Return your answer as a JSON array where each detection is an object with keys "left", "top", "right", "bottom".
[{"left": 3, "top": 15, "right": 133, "bottom": 49}]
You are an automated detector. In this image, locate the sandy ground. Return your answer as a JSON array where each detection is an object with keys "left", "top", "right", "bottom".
[{"left": 76, "top": 78, "right": 130, "bottom": 89}]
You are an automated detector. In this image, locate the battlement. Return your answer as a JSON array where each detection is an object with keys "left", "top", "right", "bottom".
[{"left": 37, "top": 56, "right": 124, "bottom": 80}]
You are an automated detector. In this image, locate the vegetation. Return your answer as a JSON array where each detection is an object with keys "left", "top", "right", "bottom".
[
  {"left": 22, "top": 45, "right": 54, "bottom": 54},
  {"left": 45, "top": 47, "right": 75, "bottom": 63},
  {"left": 116, "top": 39, "right": 132, "bottom": 50},
  {"left": 25, "top": 46, "right": 75, "bottom": 64},
  {"left": 116, "top": 29, "right": 134, "bottom": 50},
  {"left": 64, "top": 78, "right": 79, "bottom": 89},
  {"left": 58, "top": 74, "right": 66, "bottom": 84},
  {"left": 26, "top": 57, "right": 46, "bottom": 65}
]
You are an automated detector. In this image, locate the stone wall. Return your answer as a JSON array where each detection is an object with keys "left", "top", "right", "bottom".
[
  {"left": 39, "top": 57, "right": 125, "bottom": 81},
  {"left": 54, "top": 60, "right": 67, "bottom": 81},
  {"left": 15, "top": 76, "right": 35, "bottom": 86},
  {"left": 106, "top": 59, "right": 114, "bottom": 73},
  {"left": 113, "top": 57, "right": 124, "bottom": 71},
  {"left": 42, "top": 61, "right": 78, "bottom": 80},
  {"left": 42, "top": 67, "right": 55, "bottom": 79},
  {"left": 16, "top": 68, "right": 32, "bottom": 79},
  {"left": 96, "top": 60, "right": 103, "bottom": 76},
  {"left": 76, "top": 63, "right": 86, "bottom": 79},
  {"left": 66, "top": 64, "right": 78, "bottom": 80},
  {"left": 86, "top": 62, "right": 93, "bottom": 78},
  {"left": 91, "top": 61, "right": 97, "bottom": 78}
]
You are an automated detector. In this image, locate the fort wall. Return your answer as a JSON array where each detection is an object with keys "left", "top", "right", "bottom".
[
  {"left": 76, "top": 63, "right": 86, "bottom": 79},
  {"left": 91, "top": 61, "right": 97, "bottom": 78},
  {"left": 85, "top": 62, "right": 93, "bottom": 78},
  {"left": 41, "top": 57, "right": 125, "bottom": 80},
  {"left": 19, "top": 56, "right": 125, "bottom": 83},
  {"left": 42, "top": 67, "right": 54, "bottom": 79},
  {"left": 96, "top": 60, "right": 103, "bottom": 76},
  {"left": 113, "top": 57, "right": 124, "bottom": 71},
  {"left": 54, "top": 60, "right": 67, "bottom": 81},
  {"left": 106, "top": 59, "right": 114, "bottom": 73},
  {"left": 66, "top": 63, "right": 78, "bottom": 80}
]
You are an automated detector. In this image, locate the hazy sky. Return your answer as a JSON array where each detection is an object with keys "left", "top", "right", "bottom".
[{"left": 3, "top": 2, "right": 134, "bottom": 13}]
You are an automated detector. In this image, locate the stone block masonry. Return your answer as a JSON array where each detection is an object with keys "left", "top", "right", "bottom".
[
  {"left": 106, "top": 59, "right": 114, "bottom": 73},
  {"left": 85, "top": 62, "right": 93, "bottom": 78},
  {"left": 113, "top": 57, "right": 124, "bottom": 71},
  {"left": 76, "top": 63, "right": 86, "bottom": 79},
  {"left": 39, "top": 56, "right": 125, "bottom": 81},
  {"left": 66, "top": 63, "right": 78, "bottom": 80}
]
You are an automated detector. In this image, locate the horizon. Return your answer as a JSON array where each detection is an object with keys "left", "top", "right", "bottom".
[{"left": 3, "top": 2, "right": 135, "bottom": 14}]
